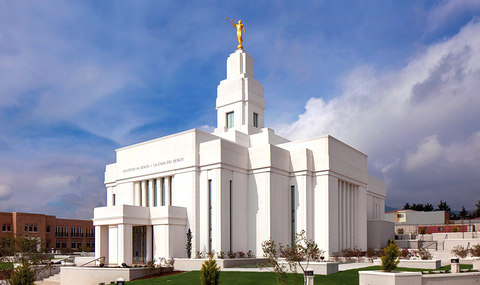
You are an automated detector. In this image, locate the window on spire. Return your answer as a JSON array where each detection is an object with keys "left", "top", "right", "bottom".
[{"left": 226, "top": 112, "right": 234, "bottom": 128}]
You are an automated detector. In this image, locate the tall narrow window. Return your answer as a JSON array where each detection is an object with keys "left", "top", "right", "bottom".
[
  {"left": 113, "top": 194, "right": 116, "bottom": 206},
  {"left": 291, "top": 185, "right": 296, "bottom": 245},
  {"left": 153, "top": 179, "right": 157, "bottom": 207},
  {"left": 146, "top": 180, "right": 150, "bottom": 207},
  {"left": 253, "top": 112, "right": 258, "bottom": 128},
  {"left": 208, "top": 179, "right": 213, "bottom": 252},
  {"left": 162, "top": 178, "right": 166, "bottom": 206},
  {"left": 226, "top": 112, "right": 234, "bottom": 129},
  {"left": 169, "top": 176, "right": 173, "bottom": 205},
  {"left": 139, "top": 182, "right": 143, "bottom": 206},
  {"left": 229, "top": 180, "right": 232, "bottom": 252}
]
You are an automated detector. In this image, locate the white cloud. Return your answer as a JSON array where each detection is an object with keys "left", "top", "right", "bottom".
[
  {"left": 277, "top": 20, "right": 480, "bottom": 209},
  {"left": 405, "top": 135, "right": 443, "bottom": 171},
  {"left": 427, "top": 0, "right": 480, "bottom": 33},
  {"left": 0, "top": 185, "right": 12, "bottom": 201}
]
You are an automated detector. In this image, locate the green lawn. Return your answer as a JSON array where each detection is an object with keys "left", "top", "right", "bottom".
[
  {"left": 0, "top": 262, "right": 13, "bottom": 270},
  {"left": 127, "top": 265, "right": 474, "bottom": 285}
]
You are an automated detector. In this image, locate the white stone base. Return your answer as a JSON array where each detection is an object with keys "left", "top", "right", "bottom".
[
  {"left": 373, "top": 259, "right": 441, "bottom": 269},
  {"left": 359, "top": 270, "right": 480, "bottom": 285},
  {"left": 174, "top": 258, "right": 268, "bottom": 271},
  {"left": 60, "top": 266, "right": 162, "bottom": 285},
  {"left": 359, "top": 271, "right": 422, "bottom": 285},
  {"left": 282, "top": 261, "right": 339, "bottom": 275}
]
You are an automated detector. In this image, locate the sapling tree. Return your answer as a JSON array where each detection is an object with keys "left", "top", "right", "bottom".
[
  {"left": 0, "top": 234, "right": 52, "bottom": 285},
  {"left": 200, "top": 255, "right": 220, "bottom": 285},
  {"left": 261, "top": 239, "right": 287, "bottom": 285},
  {"left": 381, "top": 240, "right": 400, "bottom": 272},
  {"left": 279, "top": 230, "right": 324, "bottom": 275}
]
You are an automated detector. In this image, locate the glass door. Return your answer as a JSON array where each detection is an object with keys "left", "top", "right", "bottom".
[{"left": 132, "top": 226, "right": 146, "bottom": 264}]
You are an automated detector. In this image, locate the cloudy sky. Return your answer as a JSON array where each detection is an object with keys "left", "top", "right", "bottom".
[{"left": 0, "top": 1, "right": 479, "bottom": 219}]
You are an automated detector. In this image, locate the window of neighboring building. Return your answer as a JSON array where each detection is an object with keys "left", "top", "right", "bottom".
[
  {"left": 2, "top": 224, "right": 11, "bottom": 232},
  {"left": 33, "top": 225, "right": 37, "bottom": 232},
  {"left": 56, "top": 242, "right": 60, "bottom": 248},
  {"left": 71, "top": 242, "right": 76, "bottom": 249},
  {"left": 46, "top": 225, "right": 50, "bottom": 233},
  {"left": 25, "top": 225, "right": 28, "bottom": 232},
  {"left": 77, "top": 242, "right": 82, "bottom": 249},
  {"left": 46, "top": 240, "right": 50, "bottom": 248},
  {"left": 62, "top": 242, "right": 66, "bottom": 248},
  {"left": 86, "top": 242, "right": 90, "bottom": 248},
  {"left": 253, "top": 112, "right": 258, "bottom": 128},
  {"left": 226, "top": 112, "right": 234, "bottom": 128}
]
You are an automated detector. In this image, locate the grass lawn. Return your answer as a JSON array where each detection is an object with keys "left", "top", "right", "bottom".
[
  {"left": 0, "top": 262, "right": 13, "bottom": 270},
  {"left": 127, "top": 264, "right": 474, "bottom": 285}
]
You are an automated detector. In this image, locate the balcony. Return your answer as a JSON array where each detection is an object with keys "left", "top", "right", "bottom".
[
  {"left": 71, "top": 233, "right": 84, "bottom": 238},
  {"left": 55, "top": 232, "right": 69, "bottom": 237}
]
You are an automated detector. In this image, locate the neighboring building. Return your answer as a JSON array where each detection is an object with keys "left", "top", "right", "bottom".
[
  {"left": 93, "top": 49, "right": 388, "bottom": 266},
  {"left": 385, "top": 209, "right": 449, "bottom": 234},
  {"left": 0, "top": 212, "right": 95, "bottom": 251}
]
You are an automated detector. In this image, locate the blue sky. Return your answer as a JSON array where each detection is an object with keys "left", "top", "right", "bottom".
[{"left": 0, "top": 0, "right": 480, "bottom": 219}]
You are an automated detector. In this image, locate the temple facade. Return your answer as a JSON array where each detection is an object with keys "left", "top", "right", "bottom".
[{"left": 93, "top": 49, "right": 386, "bottom": 265}]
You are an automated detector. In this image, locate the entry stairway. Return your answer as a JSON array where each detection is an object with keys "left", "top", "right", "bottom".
[{"left": 36, "top": 272, "right": 61, "bottom": 285}]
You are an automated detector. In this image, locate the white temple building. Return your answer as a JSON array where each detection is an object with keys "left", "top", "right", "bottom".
[{"left": 93, "top": 49, "right": 387, "bottom": 265}]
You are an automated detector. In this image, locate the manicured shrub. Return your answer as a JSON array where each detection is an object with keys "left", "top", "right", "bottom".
[
  {"left": 418, "top": 248, "right": 432, "bottom": 260},
  {"left": 200, "top": 256, "right": 220, "bottom": 285},
  {"left": 381, "top": 240, "right": 400, "bottom": 272},
  {"left": 451, "top": 245, "right": 468, "bottom": 258},
  {"left": 10, "top": 263, "right": 35, "bottom": 285},
  {"left": 186, "top": 228, "right": 192, "bottom": 258},
  {"left": 470, "top": 244, "right": 480, "bottom": 257},
  {"left": 366, "top": 248, "right": 377, "bottom": 258}
]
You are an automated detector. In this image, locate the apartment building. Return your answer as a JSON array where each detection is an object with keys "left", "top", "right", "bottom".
[{"left": 0, "top": 212, "right": 94, "bottom": 251}]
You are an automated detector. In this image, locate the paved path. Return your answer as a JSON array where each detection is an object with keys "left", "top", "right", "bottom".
[{"left": 221, "top": 262, "right": 375, "bottom": 273}]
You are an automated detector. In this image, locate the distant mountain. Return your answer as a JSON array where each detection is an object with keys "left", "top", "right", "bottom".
[{"left": 385, "top": 205, "right": 397, "bottom": 212}]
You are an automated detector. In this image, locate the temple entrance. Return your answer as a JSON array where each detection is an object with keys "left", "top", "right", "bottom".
[{"left": 132, "top": 226, "right": 146, "bottom": 264}]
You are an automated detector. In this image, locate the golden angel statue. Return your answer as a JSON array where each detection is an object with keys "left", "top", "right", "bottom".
[{"left": 226, "top": 18, "right": 245, "bottom": 50}]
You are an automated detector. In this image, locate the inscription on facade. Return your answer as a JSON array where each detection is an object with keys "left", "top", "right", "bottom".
[{"left": 122, "top": 157, "right": 184, "bottom": 173}]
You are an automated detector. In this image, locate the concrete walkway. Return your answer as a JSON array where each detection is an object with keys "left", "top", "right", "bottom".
[{"left": 221, "top": 262, "right": 374, "bottom": 273}]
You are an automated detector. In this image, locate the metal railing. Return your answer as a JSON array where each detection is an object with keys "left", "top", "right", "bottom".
[{"left": 79, "top": 256, "right": 105, "bottom": 267}]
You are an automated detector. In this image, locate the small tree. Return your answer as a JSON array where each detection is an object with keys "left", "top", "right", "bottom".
[
  {"left": 186, "top": 229, "right": 192, "bottom": 258},
  {"left": 261, "top": 239, "right": 287, "bottom": 285},
  {"left": 381, "top": 240, "right": 400, "bottom": 272},
  {"left": 200, "top": 255, "right": 220, "bottom": 285},
  {"left": 0, "top": 234, "right": 52, "bottom": 285},
  {"left": 280, "top": 230, "right": 324, "bottom": 275}
]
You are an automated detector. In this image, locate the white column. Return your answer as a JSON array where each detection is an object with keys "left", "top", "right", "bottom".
[
  {"left": 95, "top": 225, "right": 108, "bottom": 265},
  {"left": 165, "top": 177, "right": 171, "bottom": 206},
  {"left": 106, "top": 187, "right": 113, "bottom": 206},
  {"left": 149, "top": 179, "right": 155, "bottom": 207},
  {"left": 141, "top": 180, "right": 147, "bottom": 207},
  {"left": 117, "top": 224, "right": 133, "bottom": 265},
  {"left": 146, "top": 226, "right": 153, "bottom": 262},
  {"left": 134, "top": 182, "right": 141, "bottom": 206}
]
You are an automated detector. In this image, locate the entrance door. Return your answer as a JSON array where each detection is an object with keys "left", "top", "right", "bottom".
[{"left": 132, "top": 226, "right": 146, "bottom": 264}]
